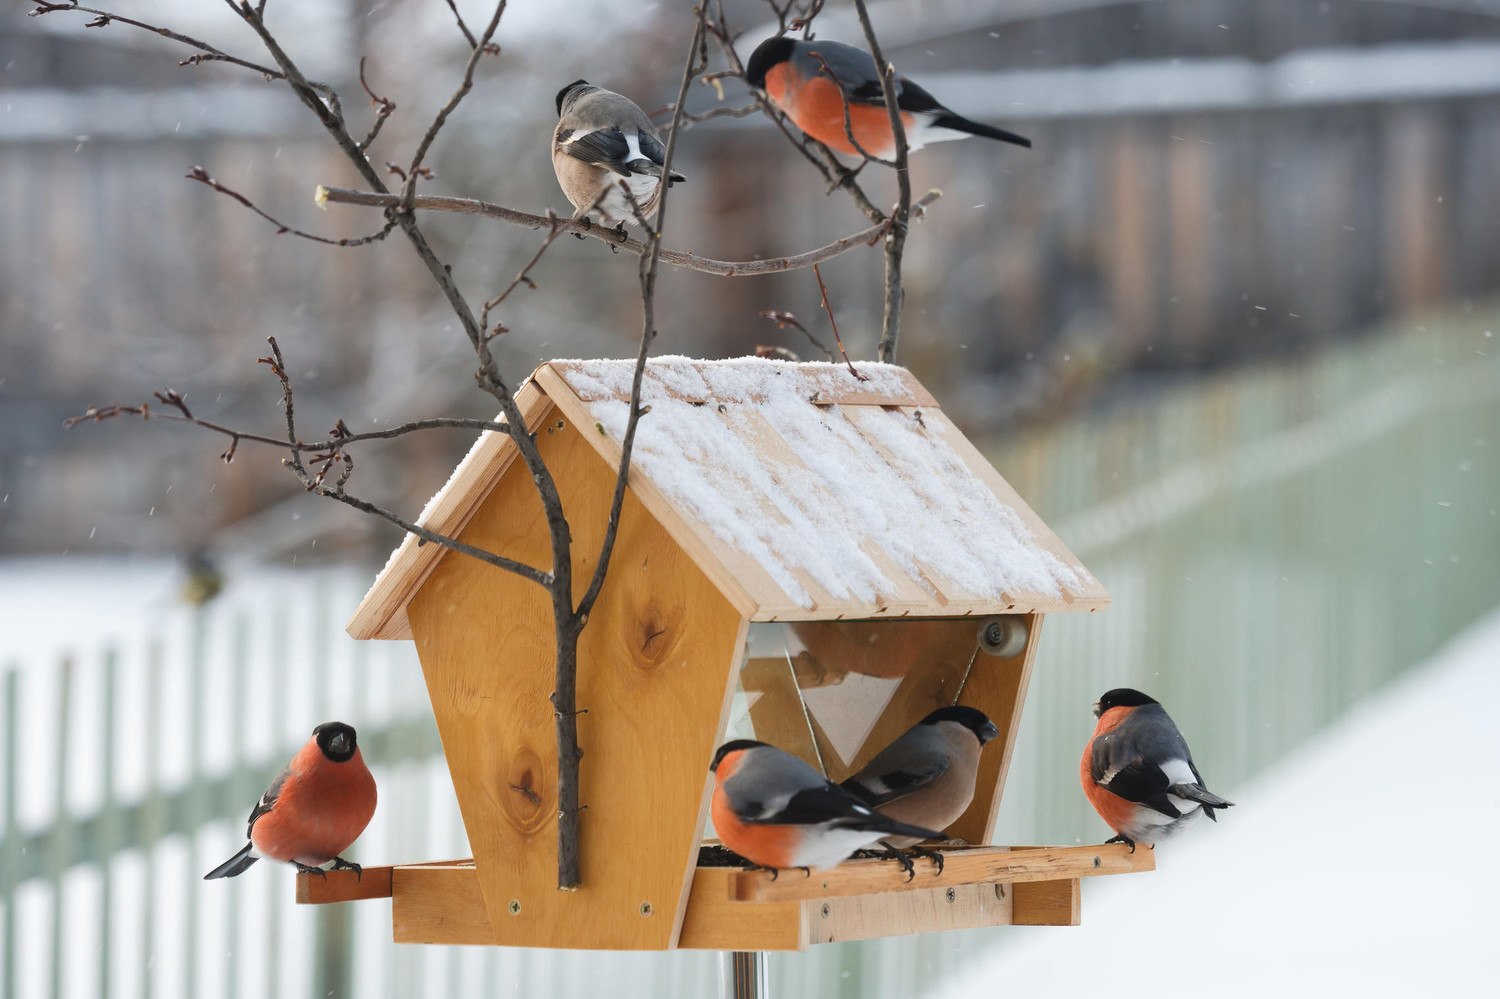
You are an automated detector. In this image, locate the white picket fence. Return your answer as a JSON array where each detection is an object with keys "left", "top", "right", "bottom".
[{"left": 2, "top": 315, "right": 1498, "bottom": 998}]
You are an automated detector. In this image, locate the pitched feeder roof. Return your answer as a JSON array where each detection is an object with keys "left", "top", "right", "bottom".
[{"left": 348, "top": 357, "right": 1108, "bottom": 640}]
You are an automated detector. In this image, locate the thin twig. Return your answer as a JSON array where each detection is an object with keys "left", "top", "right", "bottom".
[
  {"left": 852, "top": 0, "right": 912, "bottom": 363},
  {"left": 356, "top": 56, "right": 397, "bottom": 153},
  {"left": 188, "top": 167, "right": 396, "bottom": 247},
  {"left": 441, "top": 0, "right": 479, "bottom": 48},
  {"left": 63, "top": 402, "right": 510, "bottom": 452},
  {"left": 479, "top": 210, "right": 570, "bottom": 339},
  {"left": 812, "top": 263, "right": 864, "bottom": 380},
  {"left": 806, "top": 49, "right": 897, "bottom": 167},
  {"left": 705, "top": 0, "right": 885, "bottom": 224},
  {"left": 315, "top": 187, "right": 939, "bottom": 276},
  {"left": 758, "top": 310, "right": 835, "bottom": 361},
  {"left": 28, "top": 2, "right": 284, "bottom": 81},
  {"left": 655, "top": 101, "right": 758, "bottom": 135},
  {"left": 402, "top": 3, "right": 507, "bottom": 210}
]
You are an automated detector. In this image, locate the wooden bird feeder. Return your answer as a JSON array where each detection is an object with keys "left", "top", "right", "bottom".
[{"left": 302, "top": 358, "right": 1152, "bottom": 951}]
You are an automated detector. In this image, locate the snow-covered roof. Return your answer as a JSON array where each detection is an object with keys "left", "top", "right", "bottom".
[{"left": 348, "top": 357, "right": 1107, "bottom": 640}]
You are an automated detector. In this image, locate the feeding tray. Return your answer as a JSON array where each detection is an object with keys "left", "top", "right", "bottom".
[
  {"left": 318, "top": 358, "right": 1132, "bottom": 950},
  {"left": 299, "top": 843, "right": 1152, "bottom": 951}
]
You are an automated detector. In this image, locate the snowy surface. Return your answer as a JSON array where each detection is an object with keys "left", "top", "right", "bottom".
[
  {"left": 926, "top": 608, "right": 1500, "bottom": 998},
  {"left": 554, "top": 357, "right": 1086, "bottom": 608}
]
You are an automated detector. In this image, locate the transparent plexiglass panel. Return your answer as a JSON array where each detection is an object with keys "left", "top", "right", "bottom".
[{"left": 716, "top": 616, "right": 1028, "bottom": 784}]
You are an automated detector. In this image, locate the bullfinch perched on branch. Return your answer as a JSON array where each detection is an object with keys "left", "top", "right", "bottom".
[
  {"left": 204, "top": 721, "right": 377, "bottom": 880},
  {"left": 710, "top": 739, "right": 945, "bottom": 874},
  {"left": 841, "top": 706, "right": 999, "bottom": 875},
  {"left": 552, "top": 80, "right": 685, "bottom": 229},
  {"left": 743, "top": 37, "right": 1031, "bottom": 159},
  {"left": 1081, "top": 689, "right": 1233, "bottom": 850}
]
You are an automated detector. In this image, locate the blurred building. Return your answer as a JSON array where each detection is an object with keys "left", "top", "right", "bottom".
[{"left": 2, "top": 0, "right": 1498, "bottom": 557}]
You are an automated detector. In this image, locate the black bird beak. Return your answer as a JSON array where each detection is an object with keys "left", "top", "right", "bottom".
[
  {"left": 980, "top": 721, "right": 1000, "bottom": 743},
  {"left": 329, "top": 732, "right": 351, "bottom": 756},
  {"left": 1091, "top": 700, "right": 1102, "bottom": 718}
]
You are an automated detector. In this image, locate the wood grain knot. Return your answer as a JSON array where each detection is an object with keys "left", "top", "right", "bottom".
[
  {"left": 636, "top": 606, "right": 677, "bottom": 666},
  {"left": 501, "top": 746, "right": 549, "bottom": 833}
]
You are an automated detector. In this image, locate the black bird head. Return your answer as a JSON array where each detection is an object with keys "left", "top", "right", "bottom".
[
  {"left": 710, "top": 739, "right": 770, "bottom": 773},
  {"left": 744, "top": 37, "right": 797, "bottom": 90},
  {"left": 313, "top": 721, "right": 359, "bottom": 763},
  {"left": 919, "top": 706, "right": 1000, "bottom": 745},
  {"left": 1093, "top": 688, "right": 1160, "bottom": 718},
  {"left": 555, "top": 79, "right": 592, "bottom": 117}
]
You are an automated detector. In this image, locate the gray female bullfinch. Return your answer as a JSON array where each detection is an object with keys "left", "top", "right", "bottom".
[
  {"left": 552, "top": 80, "right": 685, "bottom": 228},
  {"left": 841, "top": 706, "right": 999, "bottom": 875}
]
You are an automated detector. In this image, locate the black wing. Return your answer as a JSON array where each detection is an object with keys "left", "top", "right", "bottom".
[
  {"left": 246, "top": 766, "right": 290, "bottom": 838},
  {"left": 1090, "top": 738, "right": 1181, "bottom": 818},
  {"left": 560, "top": 128, "right": 633, "bottom": 178},
  {"left": 841, "top": 750, "right": 949, "bottom": 806},
  {"left": 743, "top": 783, "right": 879, "bottom": 828}
]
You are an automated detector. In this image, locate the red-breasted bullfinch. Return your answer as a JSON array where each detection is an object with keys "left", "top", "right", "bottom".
[
  {"left": 553, "top": 80, "right": 685, "bottom": 229},
  {"left": 710, "top": 739, "right": 945, "bottom": 873},
  {"left": 743, "top": 37, "right": 1031, "bottom": 159},
  {"left": 204, "top": 721, "right": 377, "bottom": 880},
  {"left": 840, "top": 706, "right": 999, "bottom": 874},
  {"left": 1081, "top": 689, "right": 1233, "bottom": 850}
]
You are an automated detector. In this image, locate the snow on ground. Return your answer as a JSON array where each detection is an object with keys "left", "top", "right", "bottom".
[{"left": 926, "top": 607, "right": 1500, "bottom": 998}]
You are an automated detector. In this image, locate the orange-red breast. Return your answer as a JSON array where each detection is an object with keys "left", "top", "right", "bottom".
[
  {"left": 204, "top": 721, "right": 377, "bottom": 879},
  {"left": 743, "top": 37, "right": 1031, "bottom": 159},
  {"left": 710, "top": 739, "right": 944, "bottom": 872},
  {"left": 1081, "top": 689, "right": 1232, "bottom": 850}
]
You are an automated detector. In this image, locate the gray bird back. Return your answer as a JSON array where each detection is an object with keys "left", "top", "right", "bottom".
[
  {"left": 1100, "top": 704, "right": 1195, "bottom": 769},
  {"left": 789, "top": 39, "right": 883, "bottom": 91},
  {"left": 724, "top": 746, "right": 826, "bottom": 817},
  {"left": 560, "top": 86, "right": 658, "bottom": 138}
]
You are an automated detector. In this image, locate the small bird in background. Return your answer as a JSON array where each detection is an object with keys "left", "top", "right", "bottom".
[
  {"left": 178, "top": 549, "right": 223, "bottom": 607},
  {"left": 1081, "top": 688, "right": 1233, "bottom": 850},
  {"left": 743, "top": 37, "right": 1031, "bottom": 159},
  {"left": 205, "top": 721, "right": 377, "bottom": 880},
  {"left": 552, "top": 80, "right": 686, "bottom": 230},
  {"left": 841, "top": 706, "right": 1000, "bottom": 876},
  {"left": 710, "top": 739, "right": 945, "bottom": 875}
]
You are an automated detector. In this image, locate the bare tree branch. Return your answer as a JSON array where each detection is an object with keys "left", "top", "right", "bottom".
[
  {"left": 441, "top": 0, "right": 479, "bottom": 49},
  {"left": 357, "top": 56, "right": 397, "bottom": 153},
  {"left": 64, "top": 401, "right": 510, "bottom": 453},
  {"left": 400, "top": 3, "right": 506, "bottom": 211},
  {"left": 315, "top": 186, "right": 940, "bottom": 276},
  {"left": 188, "top": 167, "right": 397, "bottom": 247},
  {"left": 577, "top": 9, "right": 706, "bottom": 625},
  {"left": 479, "top": 208, "right": 573, "bottom": 339},
  {"left": 812, "top": 263, "right": 864, "bottom": 380},
  {"left": 28, "top": 2, "right": 284, "bottom": 82},
  {"left": 851, "top": 0, "right": 912, "bottom": 363}
]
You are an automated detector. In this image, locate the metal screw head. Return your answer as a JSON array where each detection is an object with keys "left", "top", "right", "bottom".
[
  {"left": 508, "top": 899, "right": 521, "bottom": 915},
  {"left": 821, "top": 903, "right": 830, "bottom": 917},
  {"left": 977, "top": 616, "right": 1029, "bottom": 657},
  {"left": 945, "top": 887, "right": 957, "bottom": 903},
  {"left": 639, "top": 902, "right": 653, "bottom": 916}
]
